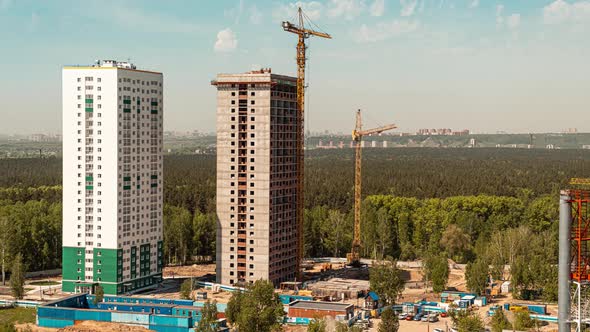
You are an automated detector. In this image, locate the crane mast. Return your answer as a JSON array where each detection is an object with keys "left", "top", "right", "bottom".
[
  {"left": 347, "top": 110, "right": 397, "bottom": 266},
  {"left": 282, "top": 8, "right": 331, "bottom": 281}
]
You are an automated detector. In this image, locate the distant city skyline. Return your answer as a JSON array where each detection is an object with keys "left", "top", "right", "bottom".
[{"left": 0, "top": 0, "right": 589, "bottom": 134}]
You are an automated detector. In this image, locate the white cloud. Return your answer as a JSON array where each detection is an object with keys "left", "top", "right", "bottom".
[
  {"left": 369, "top": 0, "right": 385, "bottom": 16},
  {"left": 273, "top": 1, "right": 323, "bottom": 22},
  {"left": 543, "top": 0, "right": 590, "bottom": 24},
  {"left": 214, "top": 28, "right": 238, "bottom": 53},
  {"left": 249, "top": 5, "right": 262, "bottom": 24},
  {"left": 469, "top": 0, "right": 479, "bottom": 9},
  {"left": 354, "top": 19, "right": 419, "bottom": 43},
  {"left": 400, "top": 0, "right": 418, "bottom": 17},
  {"left": 506, "top": 13, "right": 520, "bottom": 29},
  {"left": 327, "top": 0, "right": 365, "bottom": 20}
]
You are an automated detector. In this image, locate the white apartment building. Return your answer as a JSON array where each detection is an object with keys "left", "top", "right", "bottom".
[{"left": 62, "top": 60, "right": 164, "bottom": 295}]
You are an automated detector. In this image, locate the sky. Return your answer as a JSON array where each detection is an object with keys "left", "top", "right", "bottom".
[{"left": 0, "top": 0, "right": 589, "bottom": 135}]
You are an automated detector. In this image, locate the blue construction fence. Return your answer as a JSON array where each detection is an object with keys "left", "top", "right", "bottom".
[{"left": 37, "top": 294, "right": 228, "bottom": 332}]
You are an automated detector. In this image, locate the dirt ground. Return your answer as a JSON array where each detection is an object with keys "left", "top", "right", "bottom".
[
  {"left": 162, "top": 264, "right": 216, "bottom": 278},
  {"left": 15, "top": 321, "right": 154, "bottom": 332}
]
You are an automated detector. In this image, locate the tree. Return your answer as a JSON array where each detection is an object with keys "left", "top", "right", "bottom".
[
  {"left": 93, "top": 285, "right": 104, "bottom": 305},
  {"left": 226, "top": 279, "right": 284, "bottom": 332},
  {"left": 440, "top": 224, "right": 471, "bottom": 262},
  {"left": 192, "top": 211, "right": 216, "bottom": 260},
  {"left": 378, "top": 308, "right": 399, "bottom": 332},
  {"left": 490, "top": 309, "right": 511, "bottom": 332},
  {"left": 335, "top": 323, "right": 363, "bottom": 332},
  {"left": 0, "top": 214, "right": 12, "bottom": 286},
  {"left": 466, "top": 258, "right": 489, "bottom": 296},
  {"left": 196, "top": 300, "right": 218, "bottom": 332},
  {"left": 369, "top": 259, "right": 404, "bottom": 306},
  {"left": 9, "top": 253, "right": 25, "bottom": 299},
  {"left": 226, "top": 289, "right": 244, "bottom": 326},
  {"left": 307, "top": 317, "right": 327, "bottom": 332},
  {"left": 324, "top": 210, "right": 347, "bottom": 257},
  {"left": 423, "top": 254, "right": 449, "bottom": 293},
  {"left": 0, "top": 322, "right": 17, "bottom": 332},
  {"left": 451, "top": 310, "right": 484, "bottom": 332},
  {"left": 180, "top": 279, "right": 193, "bottom": 300},
  {"left": 513, "top": 311, "right": 534, "bottom": 331}
]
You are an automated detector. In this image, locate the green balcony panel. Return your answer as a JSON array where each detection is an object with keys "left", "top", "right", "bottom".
[
  {"left": 123, "top": 176, "right": 131, "bottom": 181},
  {"left": 123, "top": 108, "right": 131, "bottom": 113},
  {"left": 85, "top": 99, "right": 93, "bottom": 104},
  {"left": 151, "top": 102, "right": 158, "bottom": 106},
  {"left": 123, "top": 100, "right": 131, "bottom": 104},
  {"left": 123, "top": 185, "right": 131, "bottom": 190},
  {"left": 85, "top": 176, "right": 93, "bottom": 181},
  {"left": 85, "top": 185, "right": 93, "bottom": 190},
  {"left": 85, "top": 108, "right": 93, "bottom": 112},
  {"left": 151, "top": 183, "right": 157, "bottom": 188},
  {"left": 151, "top": 175, "right": 158, "bottom": 179},
  {"left": 151, "top": 110, "right": 158, "bottom": 114}
]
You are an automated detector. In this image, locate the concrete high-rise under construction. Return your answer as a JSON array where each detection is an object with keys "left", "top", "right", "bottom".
[{"left": 213, "top": 69, "right": 299, "bottom": 286}]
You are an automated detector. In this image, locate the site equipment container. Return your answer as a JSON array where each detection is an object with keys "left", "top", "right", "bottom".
[{"left": 111, "top": 312, "right": 150, "bottom": 325}]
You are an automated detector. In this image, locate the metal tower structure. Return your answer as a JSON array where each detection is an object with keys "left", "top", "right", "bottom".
[
  {"left": 559, "top": 189, "right": 590, "bottom": 332},
  {"left": 346, "top": 110, "right": 396, "bottom": 266},
  {"left": 282, "top": 8, "right": 331, "bottom": 280}
]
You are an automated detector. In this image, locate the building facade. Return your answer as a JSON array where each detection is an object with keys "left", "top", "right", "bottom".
[
  {"left": 213, "top": 69, "right": 299, "bottom": 286},
  {"left": 62, "top": 60, "right": 164, "bottom": 295}
]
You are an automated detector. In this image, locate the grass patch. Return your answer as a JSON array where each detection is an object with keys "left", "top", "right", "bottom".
[
  {"left": 0, "top": 307, "right": 36, "bottom": 325},
  {"left": 29, "top": 281, "right": 59, "bottom": 286}
]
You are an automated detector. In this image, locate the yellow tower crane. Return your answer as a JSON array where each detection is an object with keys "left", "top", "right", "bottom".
[
  {"left": 347, "top": 110, "right": 397, "bottom": 266},
  {"left": 282, "top": 8, "right": 331, "bottom": 280}
]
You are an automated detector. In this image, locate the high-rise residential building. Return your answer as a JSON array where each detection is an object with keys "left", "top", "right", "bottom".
[
  {"left": 62, "top": 60, "right": 164, "bottom": 295},
  {"left": 213, "top": 69, "right": 299, "bottom": 286}
]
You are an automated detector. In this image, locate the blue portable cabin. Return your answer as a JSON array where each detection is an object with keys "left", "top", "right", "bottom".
[
  {"left": 97, "top": 302, "right": 176, "bottom": 315},
  {"left": 521, "top": 304, "right": 547, "bottom": 315},
  {"left": 460, "top": 295, "right": 476, "bottom": 305},
  {"left": 441, "top": 291, "right": 477, "bottom": 303},
  {"left": 99, "top": 295, "right": 193, "bottom": 306},
  {"left": 279, "top": 294, "right": 313, "bottom": 305},
  {"left": 172, "top": 305, "right": 203, "bottom": 320},
  {"left": 364, "top": 292, "right": 380, "bottom": 309}
]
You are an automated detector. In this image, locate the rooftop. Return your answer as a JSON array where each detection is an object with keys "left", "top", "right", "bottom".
[
  {"left": 289, "top": 300, "right": 353, "bottom": 311},
  {"left": 63, "top": 60, "right": 162, "bottom": 74}
]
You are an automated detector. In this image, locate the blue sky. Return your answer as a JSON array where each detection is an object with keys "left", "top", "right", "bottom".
[{"left": 0, "top": 0, "right": 589, "bottom": 134}]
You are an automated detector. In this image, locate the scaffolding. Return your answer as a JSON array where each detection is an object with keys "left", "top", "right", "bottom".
[{"left": 560, "top": 190, "right": 590, "bottom": 332}]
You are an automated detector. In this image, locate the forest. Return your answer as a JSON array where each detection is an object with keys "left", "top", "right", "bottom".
[{"left": 0, "top": 148, "right": 582, "bottom": 299}]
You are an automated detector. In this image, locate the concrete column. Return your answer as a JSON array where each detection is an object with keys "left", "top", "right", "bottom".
[{"left": 559, "top": 191, "right": 572, "bottom": 332}]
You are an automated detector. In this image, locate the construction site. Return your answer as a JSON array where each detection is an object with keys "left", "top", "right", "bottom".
[{"left": 0, "top": 5, "right": 574, "bottom": 332}]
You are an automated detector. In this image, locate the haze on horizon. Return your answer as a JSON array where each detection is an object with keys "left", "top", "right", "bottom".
[{"left": 0, "top": 0, "right": 588, "bottom": 135}]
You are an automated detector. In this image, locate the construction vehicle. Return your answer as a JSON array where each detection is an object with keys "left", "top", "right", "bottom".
[
  {"left": 282, "top": 8, "right": 331, "bottom": 280},
  {"left": 347, "top": 110, "right": 397, "bottom": 266}
]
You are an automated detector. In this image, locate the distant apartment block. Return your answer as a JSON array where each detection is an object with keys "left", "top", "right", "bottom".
[
  {"left": 62, "top": 60, "right": 164, "bottom": 295},
  {"left": 417, "top": 128, "right": 470, "bottom": 136},
  {"left": 213, "top": 69, "right": 299, "bottom": 286}
]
